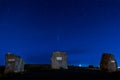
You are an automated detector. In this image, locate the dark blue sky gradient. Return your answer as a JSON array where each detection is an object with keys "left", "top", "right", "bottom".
[{"left": 0, "top": 0, "right": 120, "bottom": 66}]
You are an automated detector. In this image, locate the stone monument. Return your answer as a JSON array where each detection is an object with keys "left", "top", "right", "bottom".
[
  {"left": 51, "top": 51, "right": 68, "bottom": 69},
  {"left": 100, "top": 53, "right": 117, "bottom": 72},
  {"left": 4, "top": 52, "right": 24, "bottom": 73}
]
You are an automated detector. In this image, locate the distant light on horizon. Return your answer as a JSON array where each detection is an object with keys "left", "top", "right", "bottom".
[
  {"left": 118, "top": 66, "right": 120, "bottom": 68},
  {"left": 78, "top": 64, "right": 88, "bottom": 67},
  {"left": 78, "top": 64, "right": 82, "bottom": 67}
]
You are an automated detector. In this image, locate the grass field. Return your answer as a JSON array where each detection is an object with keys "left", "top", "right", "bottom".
[
  {"left": 0, "top": 69, "right": 120, "bottom": 80},
  {"left": 0, "top": 65, "right": 119, "bottom": 80}
]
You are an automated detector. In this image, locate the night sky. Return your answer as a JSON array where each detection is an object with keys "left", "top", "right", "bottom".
[{"left": 0, "top": 0, "right": 120, "bottom": 67}]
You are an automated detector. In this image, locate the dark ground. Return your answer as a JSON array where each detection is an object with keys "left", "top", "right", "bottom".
[
  {"left": 0, "top": 65, "right": 119, "bottom": 80},
  {"left": 0, "top": 69, "right": 120, "bottom": 80}
]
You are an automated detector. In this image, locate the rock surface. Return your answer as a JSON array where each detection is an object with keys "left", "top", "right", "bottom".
[
  {"left": 51, "top": 51, "right": 68, "bottom": 69},
  {"left": 100, "top": 53, "right": 117, "bottom": 72}
]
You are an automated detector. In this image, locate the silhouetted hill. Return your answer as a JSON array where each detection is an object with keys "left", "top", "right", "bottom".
[
  {"left": 24, "top": 64, "right": 51, "bottom": 71},
  {"left": 0, "top": 64, "right": 99, "bottom": 72},
  {"left": 0, "top": 66, "right": 5, "bottom": 73},
  {"left": 0, "top": 64, "right": 120, "bottom": 80},
  {"left": 0, "top": 69, "right": 120, "bottom": 80}
]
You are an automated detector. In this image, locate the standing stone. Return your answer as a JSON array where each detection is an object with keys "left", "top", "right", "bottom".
[
  {"left": 100, "top": 53, "right": 117, "bottom": 72},
  {"left": 4, "top": 52, "right": 24, "bottom": 73},
  {"left": 51, "top": 51, "right": 68, "bottom": 69}
]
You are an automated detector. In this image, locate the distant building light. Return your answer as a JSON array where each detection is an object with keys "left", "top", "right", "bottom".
[
  {"left": 118, "top": 66, "right": 120, "bottom": 68},
  {"left": 79, "top": 64, "right": 82, "bottom": 67}
]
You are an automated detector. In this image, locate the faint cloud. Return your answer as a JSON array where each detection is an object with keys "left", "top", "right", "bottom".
[
  {"left": 67, "top": 48, "right": 92, "bottom": 55},
  {"left": 25, "top": 51, "right": 52, "bottom": 64}
]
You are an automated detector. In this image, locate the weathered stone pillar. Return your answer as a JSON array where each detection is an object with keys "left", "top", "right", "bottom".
[
  {"left": 4, "top": 52, "right": 24, "bottom": 73},
  {"left": 100, "top": 53, "right": 117, "bottom": 72},
  {"left": 51, "top": 51, "right": 68, "bottom": 69}
]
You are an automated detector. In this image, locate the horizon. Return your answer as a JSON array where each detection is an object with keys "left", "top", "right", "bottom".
[{"left": 0, "top": 51, "right": 118, "bottom": 67}]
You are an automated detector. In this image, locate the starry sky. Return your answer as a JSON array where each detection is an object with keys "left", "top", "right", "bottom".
[{"left": 0, "top": 0, "right": 120, "bottom": 66}]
